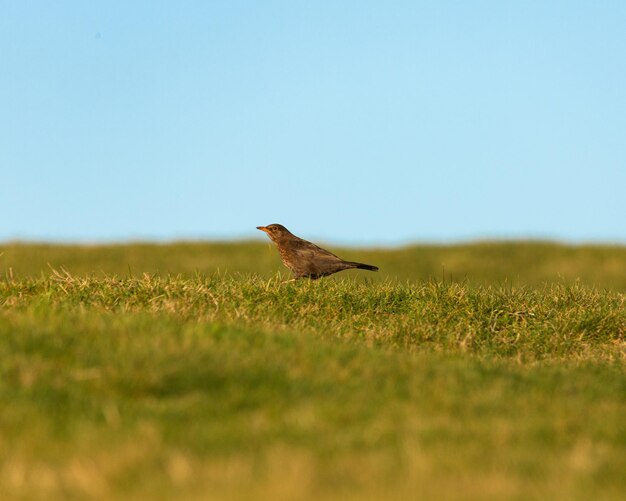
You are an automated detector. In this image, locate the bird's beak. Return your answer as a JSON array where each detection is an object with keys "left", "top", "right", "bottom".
[{"left": 256, "top": 226, "right": 268, "bottom": 233}]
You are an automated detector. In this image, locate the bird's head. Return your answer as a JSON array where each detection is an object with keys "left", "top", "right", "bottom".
[{"left": 256, "top": 224, "right": 292, "bottom": 242}]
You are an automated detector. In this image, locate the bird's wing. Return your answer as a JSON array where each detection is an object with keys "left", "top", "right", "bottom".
[
  {"left": 292, "top": 238, "right": 343, "bottom": 261},
  {"left": 283, "top": 238, "right": 351, "bottom": 277}
]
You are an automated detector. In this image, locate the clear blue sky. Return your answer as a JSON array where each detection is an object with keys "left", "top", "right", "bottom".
[{"left": 1, "top": 1, "right": 625, "bottom": 245}]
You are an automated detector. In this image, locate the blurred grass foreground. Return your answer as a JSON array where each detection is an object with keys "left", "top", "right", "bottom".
[{"left": 0, "top": 240, "right": 625, "bottom": 499}]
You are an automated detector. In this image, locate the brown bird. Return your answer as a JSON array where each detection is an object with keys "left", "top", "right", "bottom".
[{"left": 257, "top": 224, "right": 379, "bottom": 280}]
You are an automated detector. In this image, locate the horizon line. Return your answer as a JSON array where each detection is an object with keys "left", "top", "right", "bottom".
[{"left": 2, "top": 235, "right": 626, "bottom": 249}]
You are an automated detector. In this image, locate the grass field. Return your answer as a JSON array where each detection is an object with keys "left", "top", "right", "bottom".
[{"left": 1, "top": 241, "right": 625, "bottom": 499}]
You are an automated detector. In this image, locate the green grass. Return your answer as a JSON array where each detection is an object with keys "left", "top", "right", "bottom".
[
  {"left": 3, "top": 239, "right": 626, "bottom": 289},
  {"left": 0, "top": 242, "right": 625, "bottom": 499}
]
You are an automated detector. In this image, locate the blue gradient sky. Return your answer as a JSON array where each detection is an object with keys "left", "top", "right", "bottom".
[{"left": 1, "top": 1, "right": 625, "bottom": 244}]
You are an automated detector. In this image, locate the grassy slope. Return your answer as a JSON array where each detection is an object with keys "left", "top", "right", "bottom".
[
  {"left": 0, "top": 242, "right": 625, "bottom": 499},
  {"left": 2, "top": 240, "right": 626, "bottom": 289}
]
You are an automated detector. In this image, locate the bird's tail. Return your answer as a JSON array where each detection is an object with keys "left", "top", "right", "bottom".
[{"left": 346, "top": 261, "right": 379, "bottom": 272}]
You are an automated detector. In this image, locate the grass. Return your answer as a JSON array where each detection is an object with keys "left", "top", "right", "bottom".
[
  {"left": 0, "top": 241, "right": 625, "bottom": 499},
  {"left": 2, "top": 239, "right": 626, "bottom": 289}
]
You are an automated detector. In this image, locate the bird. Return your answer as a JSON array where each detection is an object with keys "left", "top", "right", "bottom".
[{"left": 256, "top": 224, "right": 379, "bottom": 280}]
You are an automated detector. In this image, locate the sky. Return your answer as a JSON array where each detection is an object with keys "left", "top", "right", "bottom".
[{"left": 1, "top": 1, "right": 625, "bottom": 245}]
